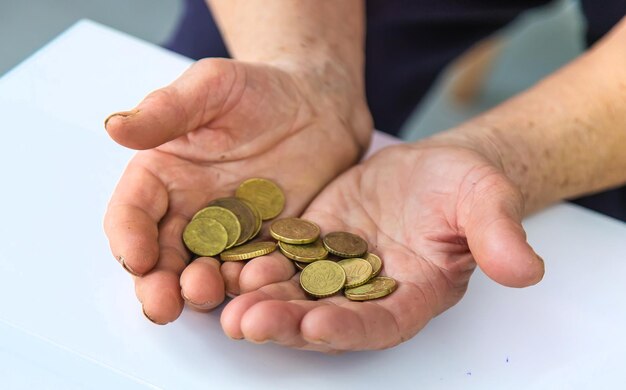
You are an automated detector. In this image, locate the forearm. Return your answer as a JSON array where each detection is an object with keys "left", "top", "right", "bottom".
[
  {"left": 207, "top": 0, "right": 366, "bottom": 95},
  {"left": 444, "top": 17, "right": 626, "bottom": 213},
  {"left": 206, "top": 0, "right": 370, "bottom": 147}
]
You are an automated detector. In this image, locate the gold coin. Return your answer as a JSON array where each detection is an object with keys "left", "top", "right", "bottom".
[
  {"left": 337, "top": 258, "right": 373, "bottom": 288},
  {"left": 183, "top": 218, "right": 228, "bottom": 257},
  {"left": 344, "top": 276, "right": 397, "bottom": 301},
  {"left": 192, "top": 206, "right": 241, "bottom": 249},
  {"left": 278, "top": 239, "right": 328, "bottom": 263},
  {"left": 239, "top": 198, "right": 263, "bottom": 240},
  {"left": 220, "top": 241, "right": 277, "bottom": 261},
  {"left": 269, "top": 217, "right": 320, "bottom": 244},
  {"left": 364, "top": 252, "right": 383, "bottom": 278},
  {"left": 208, "top": 197, "right": 257, "bottom": 245},
  {"left": 323, "top": 231, "right": 368, "bottom": 258},
  {"left": 300, "top": 260, "right": 346, "bottom": 298},
  {"left": 235, "top": 178, "right": 285, "bottom": 220}
]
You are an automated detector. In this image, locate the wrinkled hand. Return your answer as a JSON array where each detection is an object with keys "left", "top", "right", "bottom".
[
  {"left": 220, "top": 140, "right": 545, "bottom": 352},
  {"left": 103, "top": 58, "right": 371, "bottom": 324}
]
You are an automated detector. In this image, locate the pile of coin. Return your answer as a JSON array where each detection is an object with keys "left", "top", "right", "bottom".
[
  {"left": 182, "top": 178, "right": 397, "bottom": 301},
  {"left": 270, "top": 219, "right": 397, "bottom": 299},
  {"left": 182, "top": 178, "right": 282, "bottom": 259}
]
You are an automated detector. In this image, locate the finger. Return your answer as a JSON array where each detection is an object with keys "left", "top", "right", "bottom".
[
  {"left": 465, "top": 181, "right": 545, "bottom": 288},
  {"left": 136, "top": 268, "right": 184, "bottom": 325},
  {"left": 304, "top": 281, "right": 433, "bottom": 350},
  {"left": 135, "top": 244, "right": 186, "bottom": 325},
  {"left": 223, "top": 276, "right": 413, "bottom": 351},
  {"left": 221, "top": 262, "right": 245, "bottom": 298},
  {"left": 105, "top": 58, "right": 243, "bottom": 150},
  {"left": 221, "top": 278, "right": 307, "bottom": 340},
  {"left": 180, "top": 257, "right": 225, "bottom": 311},
  {"left": 238, "top": 252, "right": 296, "bottom": 294},
  {"left": 239, "top": 300, "right": 335, "bottom": 353},
  {"left": 104, "top": 161, "right": 167, "bottom": 276},
  {"left": 299, "top": 302, "right": 401, "bottom": 350},
  {"left": 135, "top": 213, "right": 190, "bottom": 324},
  {"left": 235, "top": 292, "right": 404, "bottom": 351}
]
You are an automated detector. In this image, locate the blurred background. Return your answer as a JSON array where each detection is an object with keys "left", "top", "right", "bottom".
[
  {"left": 0, "top": 0, "right": 181, "bottom": 76},
  {"left": 0, "top": 0, "right": 584, "bottom": 137}
]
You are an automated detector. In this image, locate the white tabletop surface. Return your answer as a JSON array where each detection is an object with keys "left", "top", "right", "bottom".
[{"left": 0, "top": 20, "right": 625, "bottom": 390}]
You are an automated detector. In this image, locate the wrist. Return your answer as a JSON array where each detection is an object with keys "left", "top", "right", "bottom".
[
  {"left": 418, "top": 125, "right": 507, "bottom": 171},
  {"left": 206, "top": 0, "right": 370, "bottom": 153},
  {"left": 272, "top": 57, "right": 373, "bottom": 155},
  {"left": 418, "top": 124, "right": 537, "bottom": 211}
]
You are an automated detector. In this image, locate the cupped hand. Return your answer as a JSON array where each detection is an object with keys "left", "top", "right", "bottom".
[
  {"left": 220, "top": 140, "right": 545, "bottom": 352},
  {"left": 103, "top": 58, "right": 371, "bottom": 324}
]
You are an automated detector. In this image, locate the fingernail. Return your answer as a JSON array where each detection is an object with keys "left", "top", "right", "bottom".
[
  {"left": 310, "top": 338, "right": 331, "bottom": 346},
  {"left": 225, "top": 291, "right": 239, "bottom": 299},
  {"left": 248, "top": 337, "right": 270, "bottom": 345},
  {"left": 118, "top": 256, "right": 141, "bottom": 276},
  {"left": 536, "top": 255, "right": 546, "bottom": 281},
  {"left": 104, "top": 109, "right": 139, "bottom": 128},
  {"left": 181, "top": 289, "right": 215, "bottom": 308},
  {"left": 142, "top": 306, "right": 165, "bottom": 325},
  {"left": 226, "top": 333, "right": 244, "bottom": 341}
]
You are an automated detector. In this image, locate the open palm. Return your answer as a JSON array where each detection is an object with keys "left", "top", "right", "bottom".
[
  {"left": 103, "top": 58, "right": 371, "bottom": 324},
  {"left": 220, "top": 142, "right": 545, "bottom": 352}
]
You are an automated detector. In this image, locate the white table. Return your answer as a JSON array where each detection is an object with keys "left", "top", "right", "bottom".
[{"left": 0, "top": 20, "right": 625, "bottom": 389}]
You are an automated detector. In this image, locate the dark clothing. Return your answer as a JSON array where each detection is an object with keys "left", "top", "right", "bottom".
[
  {"left": 165, "top": 0, "right": 229, "bottom": 62},
  {"left": 164, "top": 0, "right": 626, "bottom": 221},
  {"left": 580, "top": 0, "right": 626, "bottom": 45}
]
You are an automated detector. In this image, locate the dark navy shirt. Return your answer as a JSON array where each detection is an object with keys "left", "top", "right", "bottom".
[{"left": 164, "top": 0, "right": 626, "bottom": 221}]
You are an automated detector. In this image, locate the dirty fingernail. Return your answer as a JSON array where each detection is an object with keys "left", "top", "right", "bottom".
[
  {"left": 142, "top": 306, "right": 165, "bottom": 325},
  {"left": 104, "top": 109, "right": 139, "bottom": 127},
  {"left": 118, "top": 255, "right": 141, "bottom": 277},
  {"left": 181, "top": 289, "right": 215, "bottom": 309}
]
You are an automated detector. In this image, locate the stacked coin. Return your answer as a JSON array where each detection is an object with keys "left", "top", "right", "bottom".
[
  {"left": 182, "top": 178, "right": 283, "bottom": 259},
  {"left": 270, "top": 218, "right": 397, "bottom": 301},
  {"left": 182, "top": 178, "right": 397, "bottom": 301}
]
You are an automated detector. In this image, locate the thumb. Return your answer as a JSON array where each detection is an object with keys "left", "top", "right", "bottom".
[
  {"left": 463, "top": 179, "right": 545, "bottom": 288},
  {"left": 104, "top": 58, "right": 241, "bottom": 150}
]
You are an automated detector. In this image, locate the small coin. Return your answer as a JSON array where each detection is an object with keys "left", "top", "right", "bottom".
[
  {"left": 344, "top": 276, "right": 398, "bottom": 301},
  {"left": 239, "top": 198, "right": 263, "bottom": 240},
  {"left": 192, "top": 206, "right": 241, "bottom": 249},
  {"left": 337, "top": 258, "right": 373, "bottom": 288},
  {"left": 208, "top": 197, "right": 257, "bottom": 245},
  {"left": 278, "top": 239, "right": 328, "bottom": 263},
  {"left": 269, "top": 218, "right": 320, "bottom": 244},
  {"left": 300, "top": 260, "right": 346, "bottom": 298},
  {"left": 235, "top": 178, "right": 285, "bottom": 220},
  {"left": 364, "top": 252, "right": 383, "bottom": 278},
  {"left": 323, "top": 231, "right": 368, "bottom": 258},
  {"left": 183, "top": 218, "right": 228, "bottom": 257},
  {"left": 220, "top": 241, "right": 277, "bottom": 261}
]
